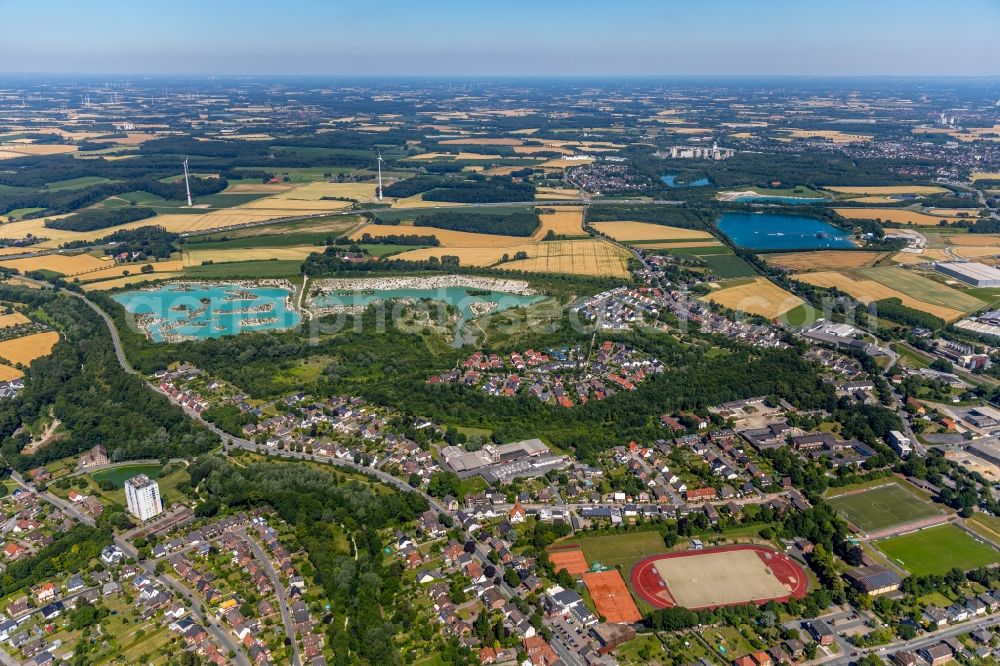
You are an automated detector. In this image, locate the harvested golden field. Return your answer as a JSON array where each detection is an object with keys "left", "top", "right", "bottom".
[
  {"left": 0, "top": 144, "right": 77, "bottom": 159},
  {"left": 77, "top": 259, "right": 185, "bottom": 282},
  {"left": 536, "top": 157, "right": 595, "bottom": 169},
  {"left": 406, "top": 152, "right": 505, "bottom": 161},
  {"left": 0, "top": 312, "right": 30, "bottom": 329},
  {"left": 951, "top": 246, "right": 1000, "bottom": 260},
  {"left": 0, "top": 364, "right": 23, "bottom": 381},
  {"left": 103, "top": 133, "right": 158, "bottom": 145},
  {"left": 439, "top": 137, "right": 522, "bottom": 146},
  {"left": 781, "top": 129, "right": 872, "bottom": 143},
  {"left": 923, "top": 208, "right": 981, "bottom": 217},
  {"left": 515, "top": 145, "right": 572, "bottom": 156},
  {"left": 699, "top": 277, "right": 804, "bottom": 319},
  {"left": 536, "top": 208, "right": 586, "bottom": 237},
  {"left": 182, "top": 246, "right": 318, "bottom": 266},
  {"left": 590, "top": 221, "right": 714, "bottom": 243},
  {"left": 535, "top": 187, "right": 580, "bottom": 200},
  {"left": 834, "top": 208, "right": 967, "bottom": 226},
  {"left": 390, "top": 245, "right": 530, "bottom": 266},
  {"left": 0, "top": 253, "right": 110, "bottom": 276},
  {"left": 236, "top": 197, "right": 353, "bottom": 212},
  {"left": 352, "top": 222, "right": 527, "bottom": 248},
  {"left": 269, "top": 181, "right": 378, "bottom": 201},
  {"left": 765, "top": 251, "right": 887, "bottom": 271},
  {"left": 501, "top": 240, "right": 630, "bottom": 278},
  {"left": 81, "top": 273, "right": 184, "bottom": 291},
  {"left": 796, "top": 271, "right": 964, "bottom": 321},
  {"left": 891, "top": 250, "right": 950, "bottom": 265},
  {"left": 826, "top": 185, "right": 948, "bottom": 195},
  {"left": 971, "top": 172, "right": 1000, "bottom": 182},
  {"left": 0, "top": 331, "right": 59, "bottom": 365}
]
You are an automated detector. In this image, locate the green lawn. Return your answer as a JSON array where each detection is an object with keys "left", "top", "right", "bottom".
[
  {"left": 561, "top": 530, "right": 666, "bottom": 572},
  {"left": 5, "top": 207, "right": 45, "bottom": 220},
  {"left": 750, "top": 185, "right": 828, "bottom": 199},
  {"left": 876, "top": 524, "right": 999, "bottom": 575},
  {"left": 826, "top": 482, "right": 941, "bottom": 533}
]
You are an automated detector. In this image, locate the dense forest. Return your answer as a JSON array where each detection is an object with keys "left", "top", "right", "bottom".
[
  {"left": 413, "top": 210, "right": 540, "bottom": 237},
  {"left": 0, "top": 285, "right": 218, "bottom": 471},
  {"left": 382, "top": 175, "right": 443, "bottom": 198},
  {"left": 62, "top": 225, "right": 179, "bottom": 259},
  {"left": 189, "top": 455, "right": 428, "bottom": 665},
  {"left": 45, "top": 206, "right": 156, "bottom": 232},
  {"left": 870, "top": 298, "right": 945, "bottom": 330}
]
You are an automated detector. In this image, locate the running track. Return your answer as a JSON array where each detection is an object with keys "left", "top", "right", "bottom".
[{"left": 629, "top": 544, "right": 809, "bottom": 610}]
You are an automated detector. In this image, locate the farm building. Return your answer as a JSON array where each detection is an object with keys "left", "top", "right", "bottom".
[
  {"left": 844, "top": 565, "right": 903, "bottom": 596},
  {"left": 934, "top": 262, "right": 1000, "bottom": 287}
]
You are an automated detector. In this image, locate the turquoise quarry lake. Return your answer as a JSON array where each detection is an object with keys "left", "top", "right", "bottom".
[
  {"left": 113, "top": 282, "right": 301, "bottom": 342},
  {"left": 661, "top": 174, "right": 711, "bottom": 188},
  {"left": 730, "top": 194, "right": 827, "bottom": 204},
  {"left": 311, "top": 287, "right": 542, "bottom": 322},
  {"left": 717, "top": 212, "right": 855, "bottom": 251}
]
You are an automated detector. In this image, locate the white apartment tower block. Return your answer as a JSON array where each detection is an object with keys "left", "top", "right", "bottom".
[{"left": 125, "top": 474, "right": 163, "bottom": 521}]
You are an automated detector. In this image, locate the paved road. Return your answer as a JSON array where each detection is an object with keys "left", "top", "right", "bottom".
[
  {"left": 236, "top": 529, "right": 301, "bottom": 666},
  {"left": 21, "top": 277, "right": 450, "bottom": 515}
]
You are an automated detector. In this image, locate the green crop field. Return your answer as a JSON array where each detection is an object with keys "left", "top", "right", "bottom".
[
  {"left": 560, "top": 530, "right": 666, "bottom": 572},
  {"left": 183, "top": 259, "right": 304, "bottom": 279},
  {"left": 858, "top": 267, "right": 986, "bottom": 312},
  {"left": 826, "top": 482, "right": 940, "bottom": 532},
  {"left": 875, "top": 524, "right": 999, "bottom": 575},
  {"left": 702, "top": 253, "right": 756, "bottom": 278}
]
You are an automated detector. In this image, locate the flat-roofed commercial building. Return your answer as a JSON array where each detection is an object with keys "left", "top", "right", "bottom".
[{"left": 934, "top": 262, "right": 1000, "bottom": 287}]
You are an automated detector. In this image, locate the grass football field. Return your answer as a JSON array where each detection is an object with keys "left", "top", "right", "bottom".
[
  {"left": 875, "top": 524, "right": 998, "bottom": 576},
  {"left": 826, "top": 482, "right": 940, "bottom": 532}
]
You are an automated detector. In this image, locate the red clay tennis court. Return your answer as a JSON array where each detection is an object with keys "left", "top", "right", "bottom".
[
  {"left": 546, "top": 547, "right": 590, "bottom": 576},
  {"left": 630, "top": 544, "right": 808, "bottom": 610},
  {"left": 582, "top": 570, "right": 642, "bottom": 624}
]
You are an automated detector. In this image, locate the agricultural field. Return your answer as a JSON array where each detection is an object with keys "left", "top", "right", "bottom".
[
  {"left": 536, "top": 207, "right": 587, "bottom": 237},
  {"left": 857, "top": 266, "right": 985, "bottom": 312},
  {"left": 825, "top": 482, "right": 942, "bottom": 533},
  {"left": 182, "top": 245, "right": 319, "bottom": 266},
  {"left": 0, "top": 252, "right": 110, "bottom": 276},
  {"left": 875, "top": 524, "right": 999, "bottom": 576},
  {"left": 971, "top": 172, "right": 1000, "bottom": 182},
  {"left": 834, "top": 208, "right": 969, "bottom": 226},
  {"left": 81, "top": 272, "right": 185, "bottom": 291},
  {"left": 590, "top": 221, "right": 716, "bottom": 244},
  {"left": 796, "top": 270, "right": 972, "bottom": 321},
  {"left": 824, "top": 185, "right": 949, "bottom": 196},
  {"left": 779, "top": 129, "right": 872, "bottom": 143},
  {"left": 503, "top": 239, "right": 631, "bottom": 277},
  {"left": 76, "top": 259, "right": 185, "bottom": 283},
  {"left": 764, "top": 251, "right": 887, "bottom": 272},
  {"left": 699, "top": 277, "right": 804, "bottom": 319},
  {"left": 0, "top": 312, "right": 30, "bottom": 329},
  {"left": 534, "top": 186, "right": 580, "bottom": 199},
  {"left": 0, "top": 364, "right": 23, "bottom": 381},
  {"left": 0, "top": 330, "right": 59, "bottom": 365}
]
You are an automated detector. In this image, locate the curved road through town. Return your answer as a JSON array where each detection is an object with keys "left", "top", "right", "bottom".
[{"left": 27, "top": 277, "right": 449, "bottom": 515}]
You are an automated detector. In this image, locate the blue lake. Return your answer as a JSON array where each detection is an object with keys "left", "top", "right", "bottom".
[
  {"left": 661, "top": 174, "right": 711, "bottom": 188},
  {"left": 731, "top": 194, "right": 828, "bottom": 205},
  {"left": 717, "top": 212, "right": 855, "bottom": 251},
  {"left": 312, "top": 287, "right": 542, "bottom": 322},
  {"left": 113, "top": 283, "right": 301, "bottom": 342}
]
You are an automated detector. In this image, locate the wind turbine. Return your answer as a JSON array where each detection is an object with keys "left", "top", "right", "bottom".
[
  {"left": 376, "top": 152, "right": 384, "bottom": 202},
  {"left": 182, "top": 158, "right": 193, "bottom": 207}
]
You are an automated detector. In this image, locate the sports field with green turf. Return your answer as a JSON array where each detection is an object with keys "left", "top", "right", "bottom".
[
  {"left": 875, "top": 524, "right": 998, "bottom": 576},
  {"left": 560, "top": 530, "right": 666, "bottom": 572},
  {"left": 826, "top": 482, "right": 941, "bottom": 533}
]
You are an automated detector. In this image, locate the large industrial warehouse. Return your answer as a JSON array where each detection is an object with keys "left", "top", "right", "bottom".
[{"left": 933, "top": 262, "right": 1000, "bottom": 287}]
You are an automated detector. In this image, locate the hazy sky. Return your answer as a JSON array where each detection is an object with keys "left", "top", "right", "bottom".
[{"left": 3, "top": 0, "right": 999, "bottom": 76}]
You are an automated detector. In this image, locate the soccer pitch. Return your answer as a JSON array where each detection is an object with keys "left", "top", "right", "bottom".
[
  {"left": 826, "top": 482, "right": 940, "bottom": 533},
  {"left": 876, "top": 524, "right": 999, "bottom": 576}
]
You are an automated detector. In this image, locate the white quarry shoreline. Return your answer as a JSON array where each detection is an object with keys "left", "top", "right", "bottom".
[{"left": 311, "top": 274, "right": 536, "bottom": 295}]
